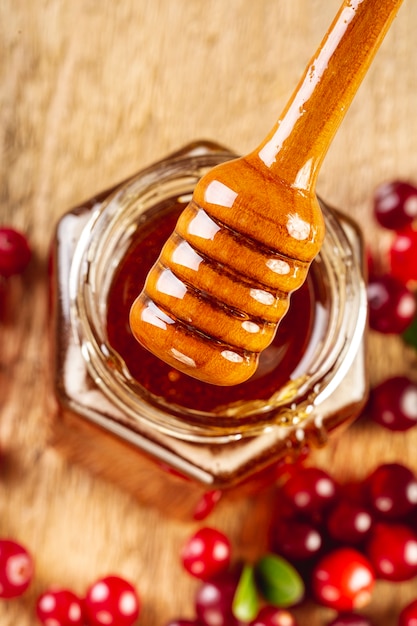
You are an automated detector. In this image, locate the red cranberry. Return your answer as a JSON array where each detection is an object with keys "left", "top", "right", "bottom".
[
  {"left": 373, "top": 180, "right": 417, "bottom": 230},
  {"left": 251, "top": 605, "right": 298, "bottom": 626},
  {"left": 281, "top": 467, "right": 337, "bottom": 516},
  {"left": 0, "top": 538, "right": 34, "bottom": 598},
  {"left": 181, "top": 527, "right": 231, "bottom": 580},
  {"left": 327, "top": 500, "right": 373, "bottom": 544},
  {"left": 84, "top": 575, "right": 140, "bottom": 626},
  {"left": 36, "top": 588, "right": 84, "bottom": 626},
  {"left": 312, "top": 547, "right": 375, "bottom": 611},
  {"left": 195, "top": 573, "right": 241, "bottom": 626},
  {"left": 365, "top": 463, "right": 417, "bottom": 519},
  {"left": 193, "top": 491, "right": 223, "bottom": 521},
  {"left": 367, "top": 274, "right": 416, "bottom": 334},
  {"left": 366, "top": 522, "right": 417, "bottom": 581},
  {"left": 271, "top": 518, "right": 322, "bottom": 560},
  {"left": 0, "top": 227, "right": 32, "bottom": 277},
  {"left": 399, "top": 599, "right": 417, "bottom": 626},
  {"left": 326, "top": 613, "right": 374, "bottom": 626},
  {"left": 389, "top": 225, "right": 417, "bottom": 287},
  {"left": 369, "top": 376, "right": 417, "bottom": 431}
]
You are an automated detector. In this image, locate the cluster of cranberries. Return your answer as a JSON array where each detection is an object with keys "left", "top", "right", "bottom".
[
  {"left": 366, "top": 178, "right": 417, "bottom": 431},
  {"left": 368, "top": 180, "right": 417, "bottom": 337},
  {"left": 166, "top": 462, "right": 417, "bottom": 625},
  {"left": 0, "top": 536, "right": 141, "bottom": 626},
  {"left": 271, "top": 464, "right": 417, "bottom": 614}
]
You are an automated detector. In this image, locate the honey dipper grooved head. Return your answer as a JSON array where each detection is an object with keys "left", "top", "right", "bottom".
[{"left": 129, "top": 156, "right": 324, "bottom": 386}]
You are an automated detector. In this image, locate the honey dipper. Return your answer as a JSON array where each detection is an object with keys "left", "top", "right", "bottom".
[{"left": 130, "top": 0, "right": 403, "bottom": 386}]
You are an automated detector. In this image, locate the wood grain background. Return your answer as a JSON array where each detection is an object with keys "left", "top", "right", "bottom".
[{"left": 1, "top": 1, "right": 416, "bottom": 624}]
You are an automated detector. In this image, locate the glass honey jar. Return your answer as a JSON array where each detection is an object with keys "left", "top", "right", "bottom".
[{"left": 49, "top": 141, "right": 368, "bottom": 518}]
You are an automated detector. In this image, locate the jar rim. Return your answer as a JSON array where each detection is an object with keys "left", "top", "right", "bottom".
[{"left": 69, "top": 146, "right": 367, "bottom": 442}]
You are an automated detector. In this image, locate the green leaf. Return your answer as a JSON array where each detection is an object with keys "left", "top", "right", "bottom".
[
  {"left": 255, "top": 553, "right": 304, "bottom": 608},
  {"left": 232, "top": 564, "right": 259, "bottom": 622},
  {"left": 403, "top": 312, "right": 417, "bottom": 352}
]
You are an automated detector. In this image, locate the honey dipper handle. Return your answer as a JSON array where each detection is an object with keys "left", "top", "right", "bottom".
[{"left": 250, "top": 0, "right": 403, "bottom": 188}]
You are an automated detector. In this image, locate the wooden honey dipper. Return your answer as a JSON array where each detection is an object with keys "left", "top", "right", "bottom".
[{"left": 130, "top": 0, "right": 403, "bottom": 386}]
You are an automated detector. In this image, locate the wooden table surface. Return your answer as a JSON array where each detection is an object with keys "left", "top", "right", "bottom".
[{"left": 1, "top": 1, "right": 417, "bottom": 624}]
